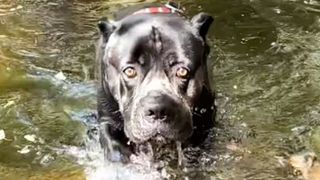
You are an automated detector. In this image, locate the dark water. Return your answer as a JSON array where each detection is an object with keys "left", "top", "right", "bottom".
[{"left": 1, "top": 0, "right": 320, "bottom": 179}]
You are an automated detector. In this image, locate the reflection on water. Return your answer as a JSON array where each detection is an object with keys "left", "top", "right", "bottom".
[{"left": 1, "top": 0, "right": 320, "bottom": 179}]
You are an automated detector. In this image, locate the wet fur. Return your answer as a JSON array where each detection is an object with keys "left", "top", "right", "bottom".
[{"left": 96, "top": 6, "right": 215, "bottom": 161}]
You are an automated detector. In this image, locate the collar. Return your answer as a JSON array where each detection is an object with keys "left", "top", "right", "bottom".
[
  {"left": 133, "top": 2, "right": 184, "bottom": 15},
  {"left": 133, "top": 7, "right": 173, "bottom": 15}
]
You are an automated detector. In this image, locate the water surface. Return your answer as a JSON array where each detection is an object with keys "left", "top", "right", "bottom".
[{"left": 1, "top": 0, "right": 320, "bottom": 179}]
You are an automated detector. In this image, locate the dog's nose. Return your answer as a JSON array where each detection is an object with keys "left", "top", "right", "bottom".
[
  {"left": 141, "top": 91, "right": 176, "bottom": 122},
  {"left": 146, "top": 104, "right": 168, "bottom": 121}
]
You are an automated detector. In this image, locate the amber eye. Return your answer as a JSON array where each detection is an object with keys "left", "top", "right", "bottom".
[
  {"left": 123, "top": 67, "right": 137, "bottom": 78},
  {"left": 176, "top": 67, "right": 189, "bottom": 79}
]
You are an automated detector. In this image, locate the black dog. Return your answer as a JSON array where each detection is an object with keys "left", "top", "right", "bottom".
[{"left": 96, "top": 3, "right": 215, "bottom": 162}]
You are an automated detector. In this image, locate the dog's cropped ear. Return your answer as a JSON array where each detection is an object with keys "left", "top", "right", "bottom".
[
  {"left": 191, "top": 13, "right": 214, "bottom": 40},
  {"left": 98, "top": 20, "right": 116, "bottom": 41}
]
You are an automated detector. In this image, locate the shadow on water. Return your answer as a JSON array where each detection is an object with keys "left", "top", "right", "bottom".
[{"left": 1, "top": 0, "right": 320, "bottom": 179}]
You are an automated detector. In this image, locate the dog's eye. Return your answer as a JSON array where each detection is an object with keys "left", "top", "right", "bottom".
[
  {"left": 176, "top": 67, "right": 189, "bottom": 79},
  {"left": 123, "top": 67, "right": 137, "bottom": 78}
]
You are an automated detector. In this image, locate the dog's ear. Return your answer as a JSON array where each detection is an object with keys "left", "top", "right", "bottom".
[
  {"left": 98, "top": 20, "right": 116, "bottom": 41},
  {"left": 191, "top": 13, "right": 214, "bottom": 39}
]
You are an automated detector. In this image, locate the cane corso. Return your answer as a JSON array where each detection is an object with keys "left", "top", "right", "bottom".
[{"left": 96, "top": 3, "right": 215, "bottom": 162}]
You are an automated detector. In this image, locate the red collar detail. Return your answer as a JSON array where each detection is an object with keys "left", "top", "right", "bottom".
[{"left": 133, "top": 7, "right": 174, "bottom": 15}]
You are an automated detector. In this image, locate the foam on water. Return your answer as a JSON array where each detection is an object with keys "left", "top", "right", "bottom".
[{"left": 57, "top": 125, "right": 162, "bottom": 180}]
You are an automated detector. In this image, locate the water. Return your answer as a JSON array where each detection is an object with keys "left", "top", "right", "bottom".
[{"left": 1, "top": 0, "right": 320, "bottom": 179}]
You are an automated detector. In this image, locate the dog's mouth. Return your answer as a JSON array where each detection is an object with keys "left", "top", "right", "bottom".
[
  {"left": 130, "top": 136, "right": 185, "bottom": 167},
  {"left": 124, "top": 116, "right": 193, "bottom": 144},
  {"left": 152, "top": 134, "right": 169, "bottom": 144},
  {"left": 146, "top": 134, "right": 175, "bottom": 146}
]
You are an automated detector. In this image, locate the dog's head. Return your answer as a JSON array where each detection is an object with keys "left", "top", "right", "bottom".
[{"left": 98, "top": 12, "right": 213, "bottom": 143}]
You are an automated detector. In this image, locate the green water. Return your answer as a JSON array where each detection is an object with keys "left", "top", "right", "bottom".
[{"left": 0, "top": 0, "right": 320, "bottom": 179}]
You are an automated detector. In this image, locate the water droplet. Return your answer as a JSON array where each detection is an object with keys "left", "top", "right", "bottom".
[
  {"left": 18, "top": 146, "right": 31, "bottom": 154},
  {"left": 200, "top": 108, "right": 207, "bottom": 114},
  {"left": 4, "top": 100, "right": 15, "bottom": 109},
  {"left": 24, "top": 134, "right": 37, "bottom": 143},
  {"left": 274, "top": 8, "right": 281, "bottom": 14},
  {"left": 0, "top": 130, "right": 5, "bottom": 141},
  {"left": 54, "top": 71, "right": 67, "bottom": 81}
]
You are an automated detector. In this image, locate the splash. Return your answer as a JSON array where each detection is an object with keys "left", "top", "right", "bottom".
[{"left": 57, "top": 124, "right": 162, "bottom": 180}]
